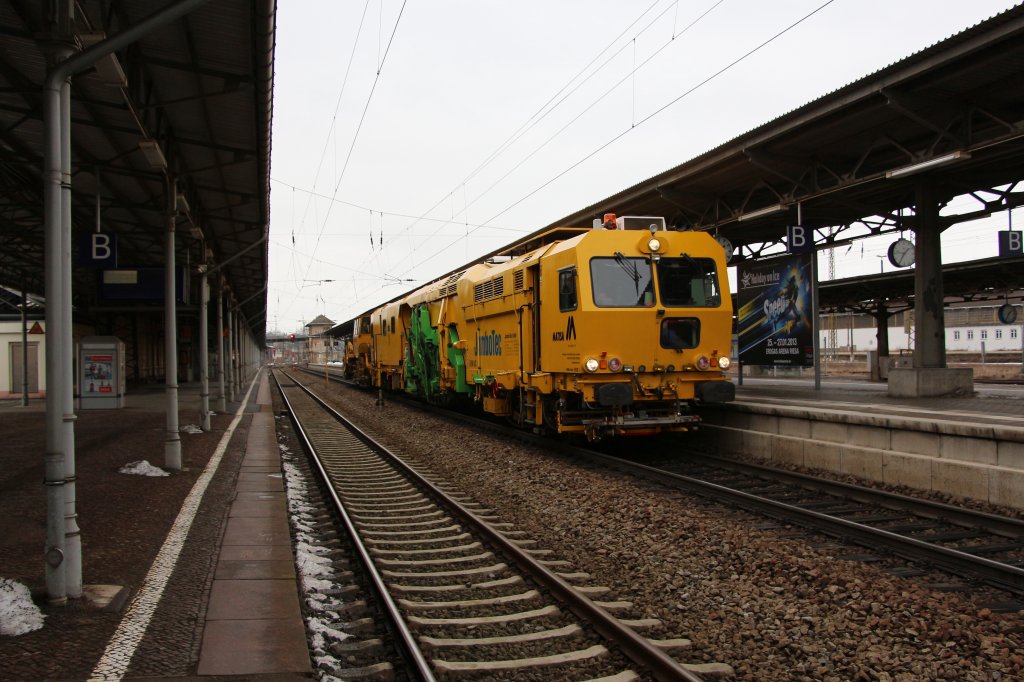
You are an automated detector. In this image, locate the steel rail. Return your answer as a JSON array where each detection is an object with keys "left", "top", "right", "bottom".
[
  {"left": 561, "top": 447, "right": 1024, "bottom": 595},
  {"left": 685, "top": 453, "right": 1024, "bottom": 538},
  {"left": 297, "top": 366, "right": 1024, "bottom": 595},
  {"left": 287, "top": 368, "right": 704, "bottom": 682},
  {"left": 272, "top": 370, "right": 437, "bottom": 682}
]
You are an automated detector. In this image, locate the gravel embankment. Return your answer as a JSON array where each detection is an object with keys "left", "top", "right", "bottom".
[{"left": 315, "top": 381, "right": 1024, "bottom": 682}]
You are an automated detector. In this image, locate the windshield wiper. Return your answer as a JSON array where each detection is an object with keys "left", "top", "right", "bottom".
[{"left": 613, "top": 251, "right": 642, "bottom": 297}]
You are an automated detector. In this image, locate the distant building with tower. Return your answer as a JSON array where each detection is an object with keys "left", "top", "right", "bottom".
[{"left": 305, "top": 315, "right": 335, "bottom": 365}]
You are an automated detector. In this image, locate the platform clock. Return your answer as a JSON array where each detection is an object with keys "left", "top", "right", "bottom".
[
  {"left": 887, "top": 237, "right": 915, "bottom": 268},
  {"left": 998, "top": 303, "right": 1018, "bottom": 324},
  {"left": 716, "top": 236, "right": 734, "bottom": 263}
]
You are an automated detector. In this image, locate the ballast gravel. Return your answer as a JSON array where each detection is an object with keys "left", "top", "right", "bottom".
[{"left": 317, "top": 382, "right": 1024, "bottom": 682}]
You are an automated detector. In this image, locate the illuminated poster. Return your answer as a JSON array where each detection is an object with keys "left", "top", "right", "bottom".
[
  {"left": 83, "top": 353, "right": 114, "bottom": 394},
  {"left": 737, "top": 253, "right": 814, "bottom": 366}
]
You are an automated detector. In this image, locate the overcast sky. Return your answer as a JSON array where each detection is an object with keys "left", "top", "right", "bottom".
[{"left": 266, "top": 0, "right": 1021, "bottom": 333}]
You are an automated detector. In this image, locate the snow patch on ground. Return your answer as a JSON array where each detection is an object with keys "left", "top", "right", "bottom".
[
  {"left": 0, "top": 578, "right": 45, "bottom": 636},
  {"left": 279, "top": 438, "right": 354, "bottom": 678},
  {"left": 118, "top": 460, "right": 170, "bottom": 477}
]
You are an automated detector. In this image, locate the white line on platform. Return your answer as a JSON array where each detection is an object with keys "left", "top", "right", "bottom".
[{"left": 87, "top": 372, "right": 261, "bottom": 682}]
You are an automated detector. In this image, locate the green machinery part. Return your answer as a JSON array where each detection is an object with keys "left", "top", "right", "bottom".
[
  {"left": 446, "top": 324, "right": 470, "bottom": 395},
  {"left": 405, "top": 304, "right": 440, "bottom": 399},
  {"left": 405, "top": 303, "right": 470, "bottom": 401}
]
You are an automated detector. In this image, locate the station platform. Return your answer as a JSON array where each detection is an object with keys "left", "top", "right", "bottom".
[
  {"left": 0, "top": 371, "right": 311, "bottom": 680},
  {"left": 693, "top": 374, "right": 1024, "bottom": 510}
]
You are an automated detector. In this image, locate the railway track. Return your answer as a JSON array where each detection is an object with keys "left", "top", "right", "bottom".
[
  {"left": 273, "top": 368, "right": 726, "bottom": 681},
  {"left": 568, "top": 441, "right": 1024, "bottom": 599},
  {"left": 646, "top": 453, "right": 1024, "bottom": 598},
  {"left": 295, "top": 365, "right": 1024, "bottom": 600},
  {"left": 567, "top": 445, "right": 1024, "bottom": 600}
]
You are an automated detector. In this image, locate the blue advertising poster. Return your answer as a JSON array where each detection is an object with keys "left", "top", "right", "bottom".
[{"left": 737, "top": 253, "right": 814, "bottom": 366}]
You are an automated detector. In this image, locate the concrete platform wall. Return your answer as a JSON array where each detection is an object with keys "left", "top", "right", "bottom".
[{"left": 690, "top": 403, "right": 1024, "bottom": 510}]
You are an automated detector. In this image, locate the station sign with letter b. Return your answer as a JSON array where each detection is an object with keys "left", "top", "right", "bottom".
[
  {"left": 998, "top": 230, "right": 1022, "bottom": 257},
  {"left": 78, "top": 232, "right": 118, "bottom": 267},
  {"left": 786, "top": 225, "right": 814, "bottom": 254}
]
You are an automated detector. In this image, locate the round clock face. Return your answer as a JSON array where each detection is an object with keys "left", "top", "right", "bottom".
[
  {"left": 998, "top": 303, "right": 1018, "bottom": 324},
  {"left": 888, "top": 238, "right": 915, "bottom": 267},
  {"left": 716, "top": 236, "right": 734, "bottom": 262}
]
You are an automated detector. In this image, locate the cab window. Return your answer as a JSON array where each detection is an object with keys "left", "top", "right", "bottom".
[
  {"left": 661, "top": 317, "right": 700, "bottom": 349},
  {"left": 590, "top": 255, "right": 654, "bottom": 307},
  {"left": 657, "top": 257, "right": 720, "bottom": 307},
  {"left": 558, "top": 268, "right": 578, "bottom": 312}
]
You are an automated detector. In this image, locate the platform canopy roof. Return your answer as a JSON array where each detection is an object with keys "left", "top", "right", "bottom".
[
  {"left": 0, "top": 0, "right": 274, "bottom": 341},
  {"left": 548, "top": 4, "right": 1024, "bottom": 264},
  {"left": 819, "top": 254, "right": 1024, "bottom": 315}
]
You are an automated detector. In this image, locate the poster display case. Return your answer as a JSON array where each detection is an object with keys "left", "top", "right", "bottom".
[{"left": 79, "top": 336, "right": 126, "bottom": 409}]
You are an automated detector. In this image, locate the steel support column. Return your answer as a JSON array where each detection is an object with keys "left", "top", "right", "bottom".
[
  {"left": 233, "top": 314, "right": 241, "bottom": 396},
  {"left": 20, "top": 288, "right": 28, "bottom": 406},
  {"left": 43, "top": 61, "right": 68, "bottom": 605},
  {"left": 164, "top": 176, "right": 181, "bottom": 470},
  {"left": 199, "top": 269, "right": 210, "bottom": 431},
  {"left": 40, "top": 0, "right": 213, "bottom": 604},
  {"left": 889, "top": 180, "right": 973, "bottom": 396},
  {"left": 226, "top": 302, "right": 235, "bottom": 403},
  {"left": 59, "top": 66, "right": 81, "bottom": 599},
  {"left": 913, "top": 180, "right": 946, "bottom": 369},
  {"left": 217, "top": 281, "right": 227, "bottom": 412},
  {"left": 238, "top": 323, "right": 245, "bottom": 385},
  {"left": 875, "top": 301, "right": 891, "bottom": 359},
  {"left": 873, "top": 300, "right": 891, "bottom": 381}
]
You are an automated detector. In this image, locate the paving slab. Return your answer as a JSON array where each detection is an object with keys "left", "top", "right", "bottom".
[
  {"left": 215, "top": 559, "right": 297, "bottom": 580},
  {"left": 219, "top": 544, "right": 296, "bottom": 562},
  {"left": 229, "top": 499, "right": 290, "bottom": 518},
  {"left": 197, "top": 618, "right": 310, "bottom": 676}
]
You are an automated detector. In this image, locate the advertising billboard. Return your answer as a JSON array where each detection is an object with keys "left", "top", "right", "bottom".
[{"left": 737, "top": 253, "right": 814, "bottom": 367}]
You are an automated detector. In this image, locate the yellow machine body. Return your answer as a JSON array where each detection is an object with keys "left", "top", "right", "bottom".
[{"left": 343, "top": 219, "right": 735, "bottom": 439}]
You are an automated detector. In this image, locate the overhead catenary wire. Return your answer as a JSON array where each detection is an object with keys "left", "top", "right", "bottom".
[
  {"left": 445, "top": 0, "right": 723, "bottom": 219},
  {"left": 381, "top": 0, "right": 719, "bottom": 278},
  {"left": 278, "top": 0, "right": 838, "bottom": 326},
  {"left": 282, "top": 0, "right": 409, "bottom": 316},
  {"left": 290, "top": 0, "right": 824, "bottom": 323},
  {"left": 358, "top": 0, "right": 677, "bottom": 270},
  {"left": 302, "top": 0, "right": 409, "bottom": 270},
  {"left": 458, "top": 0, "right": 672, "bottom": 189},
  {"left": 270, "top": 177, "right": 525, "bottom": 233},
  {"left": 271, "top": 238, "right": 409, "bottom": 282},
  {"left": 395, "top": 0, "right": 838, "bottom": 280},
  {"left": 445, "top": 0, "right": 725, "bottom": 230},
  {"left": 292, "top": 0, "right": 373, "bottom": 251},
  {"left": 279, "top": 0, "right": 373, "bottom": 328}
]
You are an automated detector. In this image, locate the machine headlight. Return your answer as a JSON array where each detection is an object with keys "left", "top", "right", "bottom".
[
  {"left": 648, "top": 237, "right": 662, "bottom": 252},
  {"left": 717, "top": 356, "right": 731, "bottom": 370},
  {"left": 696, "top": 355, "right": 711, "bottom": 370},
  {"left": 584, "top": 357, "right": 600, "bottom": 373},
  {"left": 607, "top": 357, "right": 623, "bottom": 372}
]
